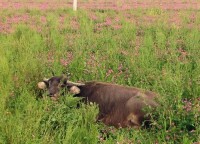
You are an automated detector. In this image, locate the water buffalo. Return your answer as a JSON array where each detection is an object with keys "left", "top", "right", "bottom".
[{"left": 37, "top": 75, "right": 159, "bottom": 128}]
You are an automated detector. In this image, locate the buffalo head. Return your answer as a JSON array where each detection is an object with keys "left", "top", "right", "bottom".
[{"left": 37, "top": 75, "right": 84, "bottom": 100}]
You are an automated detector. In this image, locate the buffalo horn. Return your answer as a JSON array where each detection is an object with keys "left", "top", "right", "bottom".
[
  {"left": 67, "top": 80, "right": 85, "bottom": 86},
  {"left": 43, "top": 78, "right": 49, "bottom": 82}
]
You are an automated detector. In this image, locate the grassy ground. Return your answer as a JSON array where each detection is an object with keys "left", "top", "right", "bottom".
[{"left": 0, "top": 7, "right": 200, "bottom": 144}]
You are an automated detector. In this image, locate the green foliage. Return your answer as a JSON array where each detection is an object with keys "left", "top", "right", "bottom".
[{"left": 0, "top": 8, "right": 199, "bottom": 144}]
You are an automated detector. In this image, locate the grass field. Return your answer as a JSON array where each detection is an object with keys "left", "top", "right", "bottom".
[{"left": 0, "top": 2, "right": 200, "bottom": 143}]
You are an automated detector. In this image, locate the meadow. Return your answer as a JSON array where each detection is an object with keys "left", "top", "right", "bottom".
[{"left": 0, "top": 1, "right": 200, "bottom": 143}]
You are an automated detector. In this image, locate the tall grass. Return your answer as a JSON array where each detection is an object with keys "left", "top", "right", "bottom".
[{"left": 0, "top": 8, "right": 199, "bottom": 143}]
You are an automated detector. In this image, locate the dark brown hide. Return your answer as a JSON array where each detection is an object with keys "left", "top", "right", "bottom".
[
  {"left": 74, "top": 82, "right": 158, "bottom": 128},
  {"left": 38, "top": 76, "right": 159, "bottom": 128}
]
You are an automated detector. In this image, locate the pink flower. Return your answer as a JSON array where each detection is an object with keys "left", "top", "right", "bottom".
[
  {"left": 41, "top": 16, "right": 47, "bottom": 23},
  {"left": 59, "top": 15, "right": 65, "bottom": 24},
  {"left": 14, "top": 2, "right": 22, "bottom": 9},
  {"left": 71, "top": 18, "right": 79, "bottom": 30},
  {"left": 60, "top": 52, "right": 73, "bottom": 66},
  {"left": 112, "top": 25, "right": 122, "bottom": 30},
  {"left": 105, "top": 18, "right": 112, "bottom": 26},
  {"left": 60, "top": 59, "right": 68, "bottom": 66},
  {"left": 40, "top": 3, "right": 48, "bottom": 10},
  {"left": 183, "top": 99, "right": 193, "bottom": 112},
  {"left": 89, "top": 14, "right": 98, "bottom": 21},
  {"left": 106, "top": 69, "right": 114, "bottom": 77},
  {"left": 114, "top": 17, "right": 120, "bottom": 22}
]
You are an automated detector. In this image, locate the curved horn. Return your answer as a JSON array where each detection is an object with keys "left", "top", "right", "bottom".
[
  {"left": 61, "top": 74, "right": 68, "bottom": 81},
  {"left": 67, "top": 80, "right": 85, "bottom": 86},
  {"left": 43, "top": 78, "right": 49, "bottom": 82}
]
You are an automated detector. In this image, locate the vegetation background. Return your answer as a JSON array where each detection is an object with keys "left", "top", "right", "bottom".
[{"left": 0, "top": 0, "right": 199, "bottom": 143}]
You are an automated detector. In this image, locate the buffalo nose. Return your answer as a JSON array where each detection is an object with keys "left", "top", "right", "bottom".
[{"left": 49, "top": 92, "right": 54, "bottom": 97}]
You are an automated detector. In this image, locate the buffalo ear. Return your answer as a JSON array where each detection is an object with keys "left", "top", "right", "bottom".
[
  {"left": 38, "top": 77, "right": 49, "bottom": 89},
  {"left": 69, "top": 86, "right": 80, "bottom": 94},
  {"left": 37, "top": 82, "right": 47, "bottom": 89}
]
